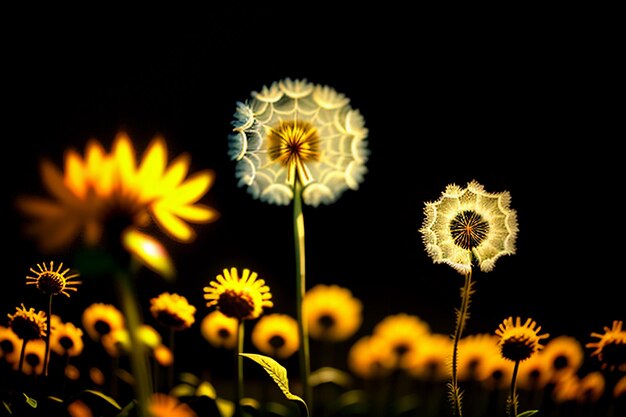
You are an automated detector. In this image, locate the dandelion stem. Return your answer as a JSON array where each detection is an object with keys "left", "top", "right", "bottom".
[
  {"left": 18, "top": 339, "right": 27, "bottom": 374},
  {"left": 293, "top": 180, "right": 312, "bottom": 409},
  {"left": 235, "top": 320, "right": 244, "bottom": 417},
  {"left": 508, "top": 360, "right": 520, "bottom": 417},
  {"left": 450, "top": 268, "right": 473, "bottom": 417},
  {"left": 42, "top": 295, "right": 53, "bottom": 377},
  {"left": 114, "top": 267, "right": 152, "bottom": 417}
]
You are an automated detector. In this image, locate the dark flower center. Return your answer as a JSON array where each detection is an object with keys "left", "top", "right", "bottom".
[
  {"left": 10, "top": 316, "right": 45, "bottom": 341},
  {"left": 94, "top": 320, "right": 112, "bottom": 336},
  {"left": 318, "top": 314, "right": 336, "bottom": 330},
  {"left": 394, "top": 343, "right": 410, "bottom": 357},
  {"left": 269, "top": 335, "right": 286, "bottom": 349},
  {"left": 450, "top": 210, "right": 489, "bottom": 250},
  {"left": 25, "top": 353, "right": 41, "bottom": 367},
  {"left": 1, "top": 340, "right": 15, "bottom": 353},
  {"left": 156, "top": 311, "right": 186, "bottom": 329},
  {"left": 217, "top": 328, "right": 231, "bottom": 340},
  {"left": 36, "top": 272, "right": 65, "bottom": 295},
  {"left": 600, "top": 341, "right": 626, "bottom": 368},
  {"left": 218, "top": 290, "right": 255, "bottom": 320},
  {"left": 501, "top": 336, "right": 535, "bottom": 362},
  {"left": 60, "top": 336, "right": 74, "bottom": 350},
  {"left": 554, "top": 355, "right": 569, "bottom": 370}
]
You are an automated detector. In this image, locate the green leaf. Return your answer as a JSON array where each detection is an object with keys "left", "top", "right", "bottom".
[
  {"left": 195, "top": 381, "right": 217, "bottom": 399},
  {"left": 309, "top": 367, "right": 353, "bottom": 388},
  {"left": 47, "top": 396, "right": 64, "bottom": 404},
  {"left": 22, "top": 394, "right": 37, "bottom": 408},
  {"left": 518, "top": 411, "right": 539, "bottom": 417},
  {"left": 83, "top": 390, "right": 122, "bottom": 410},
  {"left": 115, "top": 400, "right": 137, "bottom": 417},
  {"left": 240, "top": 353, "right": 309, "bottom": 417},
  {"left": 2, "top": 401, "right": 12, "bottom": 415}
]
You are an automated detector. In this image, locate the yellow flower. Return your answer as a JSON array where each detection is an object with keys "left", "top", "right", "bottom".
[
  {"left": 552, "top": 373, "right": 579, "bottom": 403},
  {"left": 457, "top": 333, "right": 500, "bottom": 382},
  {"left": 0, "top": 326, "right": 22, "bottom": 365},
  {"left": 101, "top": 325, "right": 161, "bottom": 358},
  {"left": 419, "top": 180, "right": 518, "bottom": 274},
  {"left": 406, "top": 333, "right": 452, "bottom": 381},
  {"left": 586, "top": 320, "right": 626, "bottom": 371},
  {"left": 16, "top": 132, "right": 218, "bottom": 278},
  {"left": 495, "top": 316, "right": 549, "bottom": 362},
  {"left": 516, "top": 352, "right": 553, "bottom": 391},
  {"left": 200, "top": 310, "right": 238, "bottom": 349},
  {"left": 577, "top": 371, "right": 605, "bottom": 404},
  {"left": 541, "top": 335, "right": 584, "bottom": 381},
  {"left": 614, "top": 375, "right": 626, "bottom": 398},
  {"left": 150, "top": 292, "right": 196, "bottom": 331},
  {"left": 148, "top": 393, "right": 198, "bottom": 417},
  {"left": 203, "top": 267, "right": 273, "bottom": 321},
  {"left": 7, "top": 304, "right": 47, "bottom": 341},
  {"left": 347, "top": 335, "right": 396, "bottom": 379},
  {"left": 372, "top": 313, "right": 431, "bottom": 369},
  {"left": 81, "top": 303, "right": 125, "bottom": 341},
  {"left": 67, "top": 400, "right": 93, "bottom": 417},
  {"left": 19, "top": 339, "right": 46, "bottom": 375},
  {"left": 50, "top": 320, "right": 84, "bottom": 357},
  {"left": 229, "top": 78, "right": 369, "bottom": 206},
  {"left": 303, "top": 284, "right": 362, "bottom": 342},
  {"left": 251, "top": 313, "right": 299, "bottom": 359},
  {"left": 26, "top": 260, "right": 81, "bottom": 297}
]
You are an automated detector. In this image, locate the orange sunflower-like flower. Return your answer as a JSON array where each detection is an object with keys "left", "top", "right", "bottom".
[
  {"left": 26, "top": 260, "right": 81, "bottom": 297},
  {"left": 203, "top": 267, "right": 273, "bottom": 321},
  {"left": 0, "top": 326, "right": 22, "bottom": 365},
  {"left": 541, "top": 335, "right": 584, "bottom": 382},
  {"left": 150, "top": 292, "right": 196, "bottom": 331},
  {"left": 577, "top": 371, "right": 605, "bottom": 404},
  {"left": 406, "top": 333, "right": 453, "bottom": 381},
  {"left": 81, "top": 303, "right": 125, "bottom": 341},
  {"left": 586, "top": 320, "right": 626, "bottom": 371},
  {"left": 495, "top": 316, "right": 549, "bottom": 362},
  {"left": 7, "top": 304, "right": 47, "bottom": 342},
  {"left": 200, "top": 310, "right": 239, "bottom": 349},
  {"left": 16, "top": 132, "right": 218, "bottom": 278},
  {"left": 303, "top": 284, "right": 362, "bottom": 342},
  {"left": 251, "top": 313, "right": 299, "bottom": 359},
  {"left": 347, "top": 335, "right": 396, "bottom": 379},
  {"left": 457, "top": 333, "right": 500, "bottom": 382},
  {"left": 50, "top": 320, "right": 84, "bottom": 357},
  {"left": 372, "top": 313, "right": 431, "bottom": 370}
]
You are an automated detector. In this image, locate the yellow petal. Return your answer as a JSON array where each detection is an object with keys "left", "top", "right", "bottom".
[
  {"left": 64, "top": 149, "right": 87, "bottom": 198},
  {"left": 15, "top": 197, "right": 67, "bottom": 218},
  {"left": 160, "top": 153, "right": 190, "bottom": 192},
  {"left": 137, "top": 136, "right": 167, "bottom": 193},
  {"left": 161, "top": 170, "right": 214, "bottom": 205},
  {"left": 122, "top": 230, "right": 175, "bottom": 280},
  {"left": 152, "top": 205, "right": 196, "bottom": 242},
  {"left": 165, "top": 203, "right": 219, "bottom": 223},
  {"left": 112, "top": 132, "right": 137, "bottom": 189},
  {"left": 40, "top": 159, "right": 80, "bottom": 204}
]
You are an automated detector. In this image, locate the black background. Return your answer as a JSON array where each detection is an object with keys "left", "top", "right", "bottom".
[{"left": 1, "top": 5, "right": 621, "bottom": 377}]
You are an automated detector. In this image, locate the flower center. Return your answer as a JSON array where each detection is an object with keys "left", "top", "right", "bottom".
[
  {"left": 217, "top": 328, "right": 231, "bottom": 340},
  {"left": 501, "top": 335, "right": 535, "bottom": 362},
  {"left": 269, "top": 335, "right": 286, "bottom": 349},
  {"left": 94, "top": 320, "right": 112, "bottom": 336},
  {"left": 217, "top": 289, "right": 255, "bottom": 320},
  {"left": 36, "top": 272, "right": 66, "bottom": 295},
  {"left": 60, "top": 336, "right": 75, "bottom": 350},
  {"left": 318, "top": 314, "right": 336, "bottom": 330},
  {"left": 600, "top": 341, "right": 626, "bottom": 368},
  {"left": 449, "top": 210, "right": 490, "bottom": 250},
  {"left": 1, "top": 340, "right": 15, "bottom": 353},
  {"left": 267, "top": 120, "right": 320, "bottom": 185}
]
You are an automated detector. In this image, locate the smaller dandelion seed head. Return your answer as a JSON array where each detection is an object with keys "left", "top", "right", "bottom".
[
  {"left": 25, "top": 261, "right": 81, "bottom": 297},
  {"left": 449, "top": 210, "right": 490, "bottom": 251},
  {"left": 268, "top": 120, "right": 321, "bottom": 166},
  {"left": 8, "top": 304, "right": 47, "bottom": 341}
]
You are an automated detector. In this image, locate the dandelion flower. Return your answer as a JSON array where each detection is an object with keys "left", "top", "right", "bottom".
[
  {"left": 457, "top": 333, "right": 500, "bottom": 382},
  {"left": 81, "top": 303, "right": 125, "bottom": 341},
  {"left": 516, "top": 352, "right": 553, "bottom": 391},
  {"left": 372, "top": 313, "right": 431, "bottom": 369},
  {"left": 229, "top": 78, "right": 369, "bottom": 206},
  {"left": 19, "top": 339, "right": 46, "bottom": 375},
  {"left": 420, "top": 180, "right": 518, "bottom": 274},
  {"left": 50, "top": 320, "right": 84, "bottom": 357},
  {"left": 148, "top": 392, "right": 198, "bottom": 417},
  {"left": 0, "top": 326, "right": 21, "bottom": 365},
  {"left": 200, "top": 310, "right": 238, "bottom": 349},
  {"left": 406, "top": 333, "right": 453, "bottom": 381},
  {"left": 347, "top": 335, "right": 396, "bottom": 379},
  {"left": 541, "top": 335, "right": 584, "bottom": 381},
  {"left": 251, "top": 313, "right": 299, "bottom": 359},
  {"left": 7, "top": 304, "right": 47, "bottom": 341},
  {"left": 150, "top": 292, "right": 196, "bottom": 331},
  {"left": 203, "top": 267, "right": 273, "bottom": 321},
  {"left": 25, "top": 260, "right": 81, "bottom": 297},
  {"left": 586, "top": 320, "right": 626, "bottom": 371},
  {"left": 496, "top": 316, "right": 549, "bottom": 362},
  {"left": 303, "top": 284, "right": 362, "bottom": 342}
]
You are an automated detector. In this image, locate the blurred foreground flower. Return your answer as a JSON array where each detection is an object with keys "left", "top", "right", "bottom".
[
  {"left": 150, "top": 292, "right": 196, "bottom": 331},
  {"left": 229, "top": 78, "right": 369, "bottom": 206},
  {"left": 16, "top": 132, "right": 218, "bottom": 278},
  {"left": 149, "top": 392, "right": 198, "bottom": 417}
]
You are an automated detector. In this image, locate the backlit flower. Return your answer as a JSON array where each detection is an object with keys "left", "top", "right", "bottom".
[
  {"left": 516, "top": 351, "right": 553, "bottom": 391},
  {"left": 495, "top": 316, "right": 549, "bottom": 362},
  {"left": 19, "top": 339, "right": 46, "bottom": 375},
  {"left": 148, "top": 393, "right": 198, "bottom": 417},
  {"left": 150, "top": 292, "right": 196, "bottom": 331},
  {"left": 586, "top": 320, "right": 626, "bottom": 371},
  {"left": 50, "top": 320, "right": 84, "bottom": 357},
  {"left": 406, "top": 333, "right": 452, "bottom": 381},
  {"left": 229, "top": 78, "right": 369, "bottom": 206},
  {"left": 372, "top": 313, "right": 431, "bottom": 369},
  {"left": 200, "top": 310, "right": 238, "bottom": 349},
  {"left": 347, "top": 335, "right": 396, "bottom": 379},
  {"left": 577, "top": 371, "right": 605, "bottom": 404},
  {"left": 7, "top": 304, "right": 47, "bottom": 341},
  {"left": 541, "top": 335, "right": 584, "bottom": 381},
  {"left": 0, "top": 326, "right": 21, "bottom": 365},
  {"left": 16, "top": 133, "right": 218, "bottom": 278},
  {"left": 26, "top": 261, "right": 81, "bottom": 297},
  {"left": 457, "top": 333, "right": 500, "bottom": 382},
  {"left": 419, "top": 180, "right": 518, "bottom": 274},
  {"left": 101, "top": 325, "right": 161, "bottom": 358},
  {"left": 251, "top": 313, "right": 299, "bottom": 359},
  {"left": 303, "top": 284, "right": 362, "bottom": 342},
  {"left": 81, "top": 303, "right": 125, "bottom": 341},
  {"left": 203, "top": 267, "right": 273, "bottom": 321}
]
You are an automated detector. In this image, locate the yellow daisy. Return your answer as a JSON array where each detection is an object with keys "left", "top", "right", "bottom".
[
  {"left": 229, "top": 78, "right": 369, "bottom": 206},
  {"left": 576, "top": 371, "right": 605, "bottom": 404},
  {"left": 150, "top": 292, "right": 196, "bottom": 331},
  {"left": 0, "top": 326, "right": 22, "bottom": 365},
  {"left": 200, "top": 310, "right": 238, "bottom": 349},
  {"left": 552, "top": 373, "right": 580, "bottom": 403},
  {"left": 203, "top": 267, "right": 273, "bottom": 321},
  {"left": 302, "top": 284, "right": 362, "bottom": 342},
  {"left": 419, "top": 180, "right": 518, "bottom": 274},
  {"left": 148, "top": 392, "right": 198, "bottom": 417},
  {"left": 515, "top": 351, "right": 554, "bottom": 391},
  {"left": 16, "top": 132, "right": 218, "bottom": 278},
  {"left": 495, "top": 316, "right": 549, "bottom": 362},
  {"left": 81, "top": 303, "right": 125, "bottom": 341},
  {"left": 457, "top": 333, "right": 500, "bottom": 382},
  {"left": 7, "top": 304, "right": 47, "bottom": 342},
  {"left": 478, "top": 355, "right": 514, "bottom": 390},
  {"left": 372, "top": 313, "right": 431, "bottom": 369},
  {"left": 18, "top": 339, "right": 46, "bottom": 375},
  {"left": 26, "top": 260, "right": 81, "bottom": 297},
  {"left": 586, "top": 320, "right": 626, "bottom": 371},
  {"left": 347, "top": 335, "right": 396, "bottom": 379},
  {"left": 406, "top": 332, "right": 452, "bottom": 381},
  {"left": 50, "top": 320, "right": 84, "bottom": 357},
  {"left": 101, "top": 325, "right": 161, "bottom": 358},
  {"left": 541, "top": 335, "right": 584, "bottom": 381},
  {"left": 251, "top": 313, "right": 299, "bottom": 359}
]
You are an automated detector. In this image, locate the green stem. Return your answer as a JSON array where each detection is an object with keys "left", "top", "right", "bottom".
[
  {"left": 509, "top": 360, "right": 520, "bottom": 417},
  {"left": 235, "top": 320, "right": 244, "bottom": 417},
  {"left": 168, "top": 328, "right": 175, "bottom": 390},
  {"left": 18, "top": 339, "right": 27, "bottom": 374},
  {"left": 293, "top": 180, "right": 312, "bottom": 409},
  {"left": 450, "top": 269, "right": 473, "bottom": 417},
  {"left": 42, "top": 295, "right": 53, "bottom": 377},
  {"left": 114, "top": 269, "right": 152, "bottom": 417}
]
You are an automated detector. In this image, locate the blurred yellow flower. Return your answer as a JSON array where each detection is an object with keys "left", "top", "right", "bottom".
[
  {"left": 372, "top": 313, "right": 431, "bottom": 370},
  {"left": 479, "top": 355, "right": 513, "bottom": 390},
  {"left": 81, "top": 303, "right": 125, "bottom": 341},
  {"left": 347, "top": 335, "right": 395, "bottom": 379},
  {"left": 7, "top": 304, "right": 47, "bottom": 342},
  {"left": 16, "top": 132, "right": 218, "bottom": 277},
  {"left": 203, "top": 267, "right": 273, "bottom": 321},
  {"left": 19, "top": 339, "right": 46, "bottom": 375},
  {"left": 200, "top": 310, "right": 238, "bottom": 349},
  {"left": 406, "top": 332, "right": 452, "bottom": 381},
  {"left": 577, "top": 371, "right": 605, "bottom": 404},
  {"left": 552, "top": 373, "right": 580, "bottom": 403},
  {"left": 541, "top": 335, "right": 584, "bottom": 382},
  {"left": 101, "top": 325, "right": 161, "bottom": 358},
  {"left": 495, "top": 316, "right": 549, "bottom": 362},
  {"left": 67, "top": 400, "right": 93, "bottom": 417},
  {"left": 0, "top": 326, "right": 21, "bottom": 365},
  {"left": 586, "top": 320, "right": 626, "bottom": 371},
  {"left": 148, "top": 392, "right": 198, "bottom": 417},
  {"left": 150, "top": 292, "right": 196, "bottom": 331},
  {"left": 420, "top": 180, "right": 518, "bottom": 274},
  {"left": 614, "top": 375, "right": 626, "bottom": 398},
  {"left": 50, "top": 320, "right": 84, "bottom": 357},
  {"left": 26, "top": 260, "right": 81, "bottom": 297},
  {"left": 251, "top": 313, "right": 299, "bottom": 359},
  {"left": 303, "top": 284, "right": 362, "bottom": 342},
  {"left": 229, "top": 78, "right": 369, "bottom": 206},
  {"left": 457, "top": 333, "right": 500, "bottom": 382},
  {"left": 515, "top": 351, "right": 553, "bottom": 391}
]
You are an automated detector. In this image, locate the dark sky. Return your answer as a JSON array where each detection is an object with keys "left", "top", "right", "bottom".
[{"left": 2, "top": 6, "right": 621, "bottom": 375}]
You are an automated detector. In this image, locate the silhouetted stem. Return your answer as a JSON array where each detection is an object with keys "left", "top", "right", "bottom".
[
  {"left": 42, "top": 295, "right": 53, "bottom": 377},
  {"left": 450, "top": 269, "right": 473, "bottom": 417},
  {"left": 509, "top": 360, "right": 520, "bottom": 417},
  {"left": 293, "top": 180, "right": 312, "bottom": 410},
  {"left": 235, "top": 320, "right": 244, "bottom": 417},
  {"left": 18, "top": 339, "right": 27, "bottom": 374}
]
